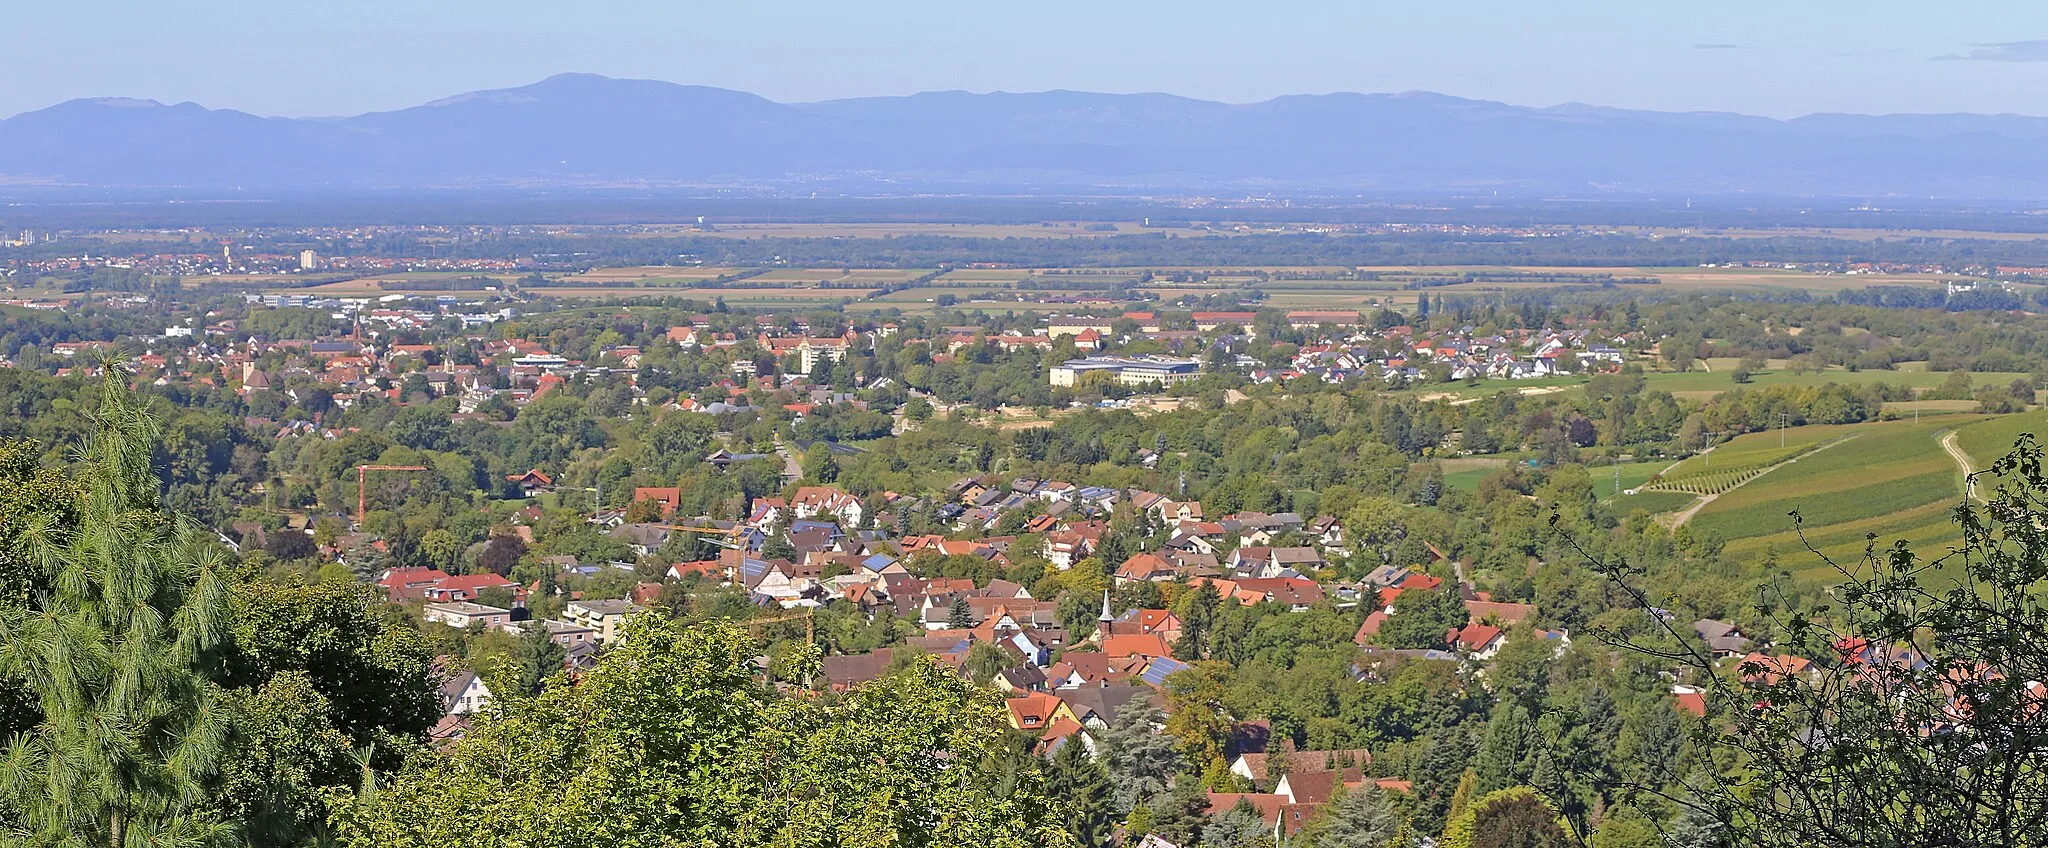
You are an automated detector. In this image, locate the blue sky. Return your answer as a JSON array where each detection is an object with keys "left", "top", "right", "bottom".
[{"left": 4, "top": 1, "right": 2046, "bottom": 118}]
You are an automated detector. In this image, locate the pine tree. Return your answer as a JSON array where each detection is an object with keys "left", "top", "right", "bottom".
[
  {"left": 1200, "top": 796, "right": 1272, "bottom": 848},
  {"left": 947, "top": 595, "right": 975, "bottom": 630},
  {"left": 1174, "top": 580, "right": 1222, "bottom": 661},
  {"left": 1666, "top": 797, "right": 1729, "bottom": 848},
  {"left": 0, "top": 365, "right": 234, "bottom": 846},
  {"left": 1302, "top": 782, "right": 1401, "bottom": 848},
  {"left": 506, "top": 626, "right": 566, "bottom": 696},
  {"left": 1473, "top": 702, "right": 1538, "bottom": 794},
  {"left": 1047, "top": 738, "right": 1115, "bottom": 847}
]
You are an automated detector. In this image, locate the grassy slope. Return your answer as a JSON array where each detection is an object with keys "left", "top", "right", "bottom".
[{"left": 1691, "top": 418, "right": 1975, "bottom": 565}]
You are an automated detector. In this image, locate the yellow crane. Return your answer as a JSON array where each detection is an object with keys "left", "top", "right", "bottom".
[{"left": 743, "top": 607, "right": 816, "bottom": 644}]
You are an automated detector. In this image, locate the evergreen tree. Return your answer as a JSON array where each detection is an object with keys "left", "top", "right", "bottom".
[
  {"left": 1200, "top": 797, "right": 1272, "bottom": 848},
  {"left": 1146, "top": 782, "right": 1213, "bottom": 846},
  {"left": 1302, "top": 782, "right": 1401, "bottom": 848},
  {"left": 0, "top": 366, "right": 234, "bottom": 846},
  {"left": 1046, "top": 738, "right": 1115, "bottom": 847},
  {"left": 506, "top": 627, "right": 566, "bottom": 696},
  {"left": 1100, "top": 703, "right": 1180, "bottom": 813},
  {"left": 1666, "top": 798, "right": 1729, "bottom": 848},
  {"left": 1473, "top": 702, "right": 1538, "bottom": 794},
  {"left": 1173, "top": 580, "right": 1222, "bottom": 661},
  {"left": 948, "top": 595, "right": 975, "bottom": 630}
]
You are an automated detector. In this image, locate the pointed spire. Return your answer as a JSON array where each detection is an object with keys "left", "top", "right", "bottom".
[{"left": 1099, "top": 588, "right": 1114, "bottom": 623}]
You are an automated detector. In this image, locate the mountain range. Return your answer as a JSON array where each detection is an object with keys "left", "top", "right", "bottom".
[{"left": 5, "top": 73, "right": 2048, "bottom": 198}]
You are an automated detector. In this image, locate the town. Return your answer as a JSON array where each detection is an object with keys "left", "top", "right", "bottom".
[{"left": 11, "top": 227, "right": 2048, "bottom": 846}]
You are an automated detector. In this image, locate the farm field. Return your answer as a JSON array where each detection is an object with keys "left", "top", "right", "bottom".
[
  {"left": 1227, "top": 265, "right": 1978, "bottom": 310},
  {"left": 679, "top": 222, "right": 1206, "bottom": 239},
  {"left": 290, "top": 273, "right": 521, "bottom": 296},
  {"left": 1426, "top": 367, "right": 2029, "bottom": 405},
  {"left": 1954, "top": 408, "right": 2048, "bottom": 464},
  {"left": 1947, "top": 409, "right": 2048, "bottom": 494},
  {"left": 1687, "top": 417, "right": 1975, "bottom": 565},
  {"left": 1642, "top": 366, "right": 2031, "bottom": 398},
  {"left": 744, "top": 268, "right": 938, "bottom": 286},
  {"left": 1659, "top": 423, "right": 1868, "bottom": 481},
  {"left": 553, "top": 266, "right": 745, "bottom": 284}
]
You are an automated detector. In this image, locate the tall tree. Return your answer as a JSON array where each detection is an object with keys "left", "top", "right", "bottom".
[
  {"left": 1302, "top": 783, "right": 1402, "bottom": 848},
  {"left": 1099, "top": 703, "right": 1181, "bottom": 813},
  {"left": 1046, "top": 738, "right": 1115, "bottom": 847},
  {"left": 504, "top": 626, "right": 566, "bottom": 697},
  {"left": 0, "top": 366, "right": 234, "bottom": 846},
  {"left": 0, "top": 437, "right": 81, "bottom": 741},
  {"left": 1200, "top": 796, "right": 1273, "bottom": 848},
  {"left": 1472, "top": 702, "right": 1538, "bottom": 794}
]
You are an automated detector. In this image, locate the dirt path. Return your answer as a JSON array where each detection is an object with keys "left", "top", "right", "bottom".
[
  {"left": 1940, "top": 430, "right": 1985, "bottom": 502},
  {"left": 1660, "top": 435, "right": 1858, "bottom": 528}
]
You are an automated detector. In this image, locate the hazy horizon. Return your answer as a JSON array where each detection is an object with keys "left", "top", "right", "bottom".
[
  {"left": 6, "top": 1, "right": 2048, "bottom": 120},
  {"left": 21, "top": 71, "right": 2048, "bottom": 123}
]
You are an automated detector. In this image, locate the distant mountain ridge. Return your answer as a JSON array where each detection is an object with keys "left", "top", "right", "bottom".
[{"left": 6, "top": 72, "right": 2048, "bottom": 197}]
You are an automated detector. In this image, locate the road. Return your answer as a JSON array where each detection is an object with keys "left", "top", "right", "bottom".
[
  {"left": 772, "top": 438, "right": 803, "bottom": 481},
  {"left": 1940, "top": 430, "right": 1985, "bottom": 503}
]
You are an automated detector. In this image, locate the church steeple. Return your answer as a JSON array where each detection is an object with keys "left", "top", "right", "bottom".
[{"left": 1096, "top": 588, "right": 1114, "bottom": 642}]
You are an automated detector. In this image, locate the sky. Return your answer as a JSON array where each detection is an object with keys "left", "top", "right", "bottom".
[{"left": 4, "top": 1, "right": 2047, "bottom": 119}]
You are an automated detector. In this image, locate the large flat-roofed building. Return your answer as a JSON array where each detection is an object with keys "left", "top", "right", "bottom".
[{"left": 1050, "top": 356, "right": 1203, "bottom": 388}]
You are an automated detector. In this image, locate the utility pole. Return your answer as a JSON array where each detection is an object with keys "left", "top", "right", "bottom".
[
  {"left": 1780, "top": 411, "right": 1789, "bottom": 448},
  {"left": 356, "top": 464, "right": 427, "bottom": 528}
]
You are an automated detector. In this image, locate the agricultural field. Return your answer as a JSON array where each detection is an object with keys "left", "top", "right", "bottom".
[
  {"left": 745, "top": 268, "right": 937, "bottom": 286},
  {"left": 552, "top": 266, "right": 745, "bottom": 285},
  {"left": 1953, "top": 408, "right": 2048, "bottom": 465},
  {"left": 1685, "top": 417, "right": 1975, "bottom": 566},
  {"left": 292, "top": 273, "right": 521, "bottom": 296},
  {"left": 930, "top": 269, "right": 1032, "bottom": 285},
  {"left": 1233, "top": 265, "right": 1978, "bottom": 311},
  {"left": 1641, "top": 366, "right": 2031, "bottom": 400},
  {"left": 1616, "top": 491, "right": 1699, "bottom": 515},
  {"left": 1425, "top": 366, "right": 2031, "bottom": 406},
  {"left": 678, "top": 222, "right": 1206, "bottom": 239}
]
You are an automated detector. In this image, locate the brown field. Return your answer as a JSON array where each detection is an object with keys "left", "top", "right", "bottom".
[
  {"left": 559, "top": 266, "right": 742, "bottom": 283},
  {"left": 934, "top": 268, "right": 1031, "bottom": 281},
  {"left": 745, "top": 268, "right": 936, "bottom": 286},
  {"left": 677, "top": 222, "right": 1212, "bottom": 239},
  {"left": 1645, "top": 226, "right": 2048, "bottom": 242}
]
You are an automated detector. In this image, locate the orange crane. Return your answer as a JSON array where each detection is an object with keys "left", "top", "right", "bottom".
[{"left": 356, "top": 464, "right": 427, "bottom": 527}]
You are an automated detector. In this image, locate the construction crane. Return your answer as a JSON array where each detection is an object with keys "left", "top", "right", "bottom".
[
  {"left": 356, "top": 464, "right": 427, "bottom": 528},
  {"left": 743, "top": 608, "right": 816, "bottom": 644},
  {"left": 651, "top": 523, "right": 747, "bottom": 550}
]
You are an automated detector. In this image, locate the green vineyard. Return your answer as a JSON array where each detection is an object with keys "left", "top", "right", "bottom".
[{"left": 1637, "top": 437, "right": 1852, "bottom": 497}]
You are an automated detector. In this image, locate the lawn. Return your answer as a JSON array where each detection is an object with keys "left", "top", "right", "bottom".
[
  {"left": 1591, "top": 460, "right": 1672, "bottom": 499},
  {"left": 1443, "top": 467, "right": 1498, "bottom": 492}
]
